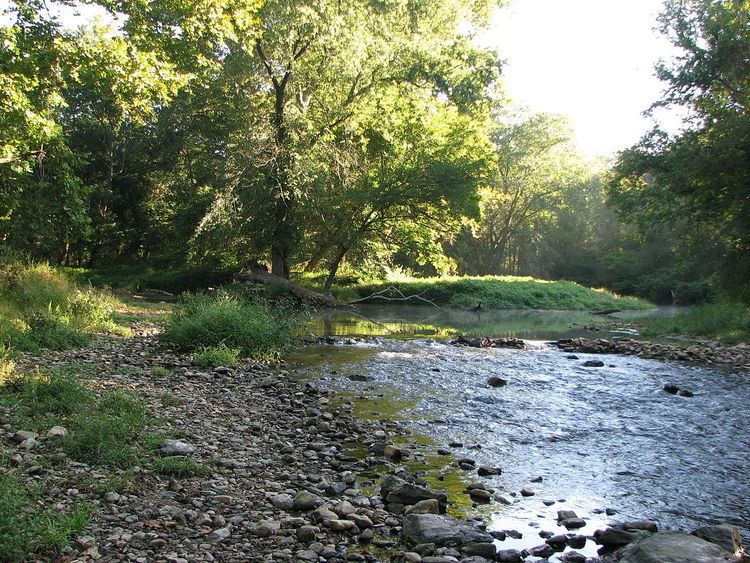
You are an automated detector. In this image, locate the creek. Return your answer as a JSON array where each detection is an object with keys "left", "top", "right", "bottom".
[{"left": 291, "top": 305, "right": 749, "bottom": 560}]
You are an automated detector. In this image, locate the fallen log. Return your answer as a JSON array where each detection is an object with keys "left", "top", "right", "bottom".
[{"left": 234, "top": 270, "right": 339, "bottom": 307}]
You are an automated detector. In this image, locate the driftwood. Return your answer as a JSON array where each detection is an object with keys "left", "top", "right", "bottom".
[
  {"left": 347, "top": 285, "right": 445, "bottom": 310},
  {"left": 591, "top": 308, "right": 621, "bottom": 316},
  {"left": 235, "top": 269, "right": 339, "bottom": 307}
]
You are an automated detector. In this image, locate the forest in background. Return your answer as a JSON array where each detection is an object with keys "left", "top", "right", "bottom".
[{"left": 1, "top": 0, "right": 748, "bottom": 304}]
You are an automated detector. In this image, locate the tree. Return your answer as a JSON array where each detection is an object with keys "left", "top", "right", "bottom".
[{"left": 609, "top": 0, "right": 750, "bottom": 299}]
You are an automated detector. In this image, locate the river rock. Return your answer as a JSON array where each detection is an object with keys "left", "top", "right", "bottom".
[
  {"left": 623, "top": 520, "right": 659, "bottom": 532},
  {"left": 582, "top": 360, "right": 605, "bottom": 367},
  {"left": 461, "top": 542, "right": 497, "bottom": 558},
  {"left": 476, "top": 466, "right": 501, "bottom": 476},
  {"left": 382, "top": 476, "right": 447, "bottom": 509},
  {"left": 528, "top": 544, "right": 555, "bottom": 558},
  {"left": 293, "top": 490, "right": 322, "bottom": 511},
  {"left": 487, "top": 376, "right": 507, "bottom": 387},
  {"left": 46, "top": 425, "right": 67, "bottom": 438},
  {"left": 520, "top": 487, "right": 535, "bottom": 497},
  {"left": 468, "top": 489, "right": 491, "bottom": 502},
  {"left": 401, "top": 514, "right": 494, "bottom": 546},
  {"left": 561, "top": 517, "right": 586, "bottom": 529},
  {"left": 596, "top": 528, "right": 639, "bottom": 548},
  {"left": 496, "top": 549, "right": 523, "bottom": 562},
  {"left": 271, "top": 493, "right": 294, "bottom": 510},
  {"left": 619, "top": 532, "right": 735, "bottom": 562},
  {"left": 405, "top": 499, "right": 440, "bottom": 515},
  {"left": 692, "top": 524, "right": 743, "bottom": 554},
  {"left": 12, "top": 430, "right": 38, "bottom": 443},
  {"left": 158, "top": 439, "right": 196, "bottom": 456},
  {"left": 663, "top": 384, "right": 679, "bottom": 394}
]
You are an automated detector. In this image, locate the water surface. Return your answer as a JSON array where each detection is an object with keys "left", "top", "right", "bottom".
[{"left": 293, "top": 306, "right": 749, "bottom": 560}]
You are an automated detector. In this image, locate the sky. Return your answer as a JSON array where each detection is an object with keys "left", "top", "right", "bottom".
[{"left": 485, "top": 0, "right": 683, "bottom": 157}]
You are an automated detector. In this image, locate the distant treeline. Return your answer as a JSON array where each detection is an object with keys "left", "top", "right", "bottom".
[{"left": 1, "top": 0, "right": 747, "bottom": 304}]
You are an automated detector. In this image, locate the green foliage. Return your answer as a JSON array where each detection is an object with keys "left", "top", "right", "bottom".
[
  {"left": 62, "top": 390, "right": 148, "bottom": 468},
  {"left": 642, "top": 302, "right": 750, "bottom": 344},
  {"left": 0, "top": 473, "right": 88, "bottom": 561},
  {"left": 152, "top": 456, "right": 211, "bottom": 477},
  {"left": 336, "top": 275, "right": 650, "bottom": 311},
  {"left": 0, "top": 259, "right": 121, "bottom": 353},
  {"left": 162, "top": 291, "right": 299, "bottom": 360},
  {"left": 152, "top": 366, "right": 172, "bottom": 378},
  {"left": 192, "top": 343, "right": 241, "bottom": 368}
]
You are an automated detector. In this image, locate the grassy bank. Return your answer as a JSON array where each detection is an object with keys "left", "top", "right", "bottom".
[
  {"left": 641, "top": 302, "right": 750, "bottom": 344},
  {"left": 0, "top": 260, "right": 126, "bottom": 356},
  {"left": 311, "top": 275, "right": 651, "bottom": 311}
]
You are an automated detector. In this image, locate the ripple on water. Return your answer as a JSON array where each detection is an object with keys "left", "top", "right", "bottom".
[{"left": 292, "top": 333, "right": 750, "bottom": 553}]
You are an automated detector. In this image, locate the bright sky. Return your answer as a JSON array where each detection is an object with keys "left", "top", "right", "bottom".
[{"left": 485, "top": 0, "right": 683, "bottom": 157}]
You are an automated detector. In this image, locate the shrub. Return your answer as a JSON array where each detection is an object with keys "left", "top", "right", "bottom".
[
  {"left": 162, "top": 291, "right": 299, "bottom": 360},
  {"left": 192, "top": 343, "right": 240, "bottom": 367}
]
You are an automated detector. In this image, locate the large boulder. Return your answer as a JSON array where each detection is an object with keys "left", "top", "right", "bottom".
[
  {"left": 381, "top": 476, "right": 447, "bottom": 511},
  {"left": 692, "top": 524, "right": 743, "bottom": 554},
  {"left": 619, "top": 532, "right": 735, "bottom": 562},
  {"left": 401, "top": 514, "right": 494, "bottom": 546}
]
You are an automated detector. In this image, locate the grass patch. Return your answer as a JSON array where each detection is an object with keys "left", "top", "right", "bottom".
[
  {"left": 192, "top": 343, "right": 240, "bottom": 367},
  {"left": 0, "top": 259, "right": 126, "bottom": 354},
  {"left": 152, "top": 366, "right": 173, "bottom": 377},
  {"left": 313, "top": 274, "right": 651, "bottom": 311},
  {"left": 0, "top": 473, "right": 89, "bottom": 561},
  {"left": 152, "top": 456, "right": 211, "bottom": 477},
  {"left": 641, "top": 301, "right": 750, "bottom": 343},
  {"left": 162, "top": 290, "right": 300, "bottom": 360}
]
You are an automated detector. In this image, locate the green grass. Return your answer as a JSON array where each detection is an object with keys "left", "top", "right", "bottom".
[
  {"left": 313, "top": 274, "right": 651, "bottom": 311},
  {"left": 152, "top": 366, "right": 173, "bottom": 377},
  {"left": 192, "top": 343, "right": 240, "bottom": 367},
  {"left": 1, "top": 366, "right": 152, "bottom": 468},
  {"left": 161, "top": 290, "right": 300, "bottom": 360},
  {"left": 152, "top": 457, "right": 211, "bottom": 477},
  {"left": 0, "top": 259, "right": 126, "bottom": 354},
  {"left": 642, "top": 301, "right": 750, "bottom": 344},
  {"left": 0, "top": 473, "right": 89, "bottom": 561}
]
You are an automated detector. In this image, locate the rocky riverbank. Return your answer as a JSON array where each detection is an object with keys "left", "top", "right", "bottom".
[
  {"left": 554, "top": 337, "right": 750, "bottom": 370},
  {"left": 2, "top": 322, "right": 748, "bottom": 562}
]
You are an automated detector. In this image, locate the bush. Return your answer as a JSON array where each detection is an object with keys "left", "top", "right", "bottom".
[
  {"left": 0, "top": 260, "right": 121, "bottom": 353},
  {"left": 192, "top": 343, "right": 240, "bottom": 367},
  {"left": 162, "top": 291, "right": 299, "bottom": 360}
]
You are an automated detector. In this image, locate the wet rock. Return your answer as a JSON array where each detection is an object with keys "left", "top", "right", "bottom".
[
  {"left": 528, "top": 544, "right": 555, "bottom": 558},
  {"left": 158, "top": 439, "right": 196, "bottom": 456},
  {"left": 582, "top": 360, "right": 605, "bottom": 367},
  {"left": 401, "top": 514, "right": 494, "bottom": 546},
  {"left": 329, "top": 519, "right": 357, "bottom": 532},
  {"left": 520, "top": 488, "right": 535, "bottom": 497},
  {"left": 560, "top": 551, "right": 587, "bottom": 562},
  {"left": 663, "top": 384, "right": 680, "bottom": 394},
  {"left": 297, "top": 525, "right": 319, "bottom": 543},
  {"left": 476, "top": 466, "right": 501, "bottom": 477},
  {"left": 619, "top": 532, "right": 735, "bottom": 562},
  {"left": 677, "top": 389, "right": 695, "bottom": 397},
  {"left": 561, "top": 517, "right": 586, "bottom": 529},
  {"left": 468, "top": 489, "right": 491, "bottom": 502},
  {"left": 623, "top": 520, "right": 659, "bottom": 533},
  {"left": 496, "top": 549, "right": 523, "bottom": 562},
  {"left": 556, "top": 509, "right": 578, "bottom": 521},
  {"left": 692, "top": 524, "right": 743, "bottom": 554},
  {"left": 545, "top": 534, "right": 567, "bottom": 549},
  {"left": 461, "top": 542, "right": 496, "bottom": 558},
  {"left": 595, "top": 528, "right": 641, "bottom": 548},
  {"left": 487, "top": 377, "right": 507, "bottom": 388}
]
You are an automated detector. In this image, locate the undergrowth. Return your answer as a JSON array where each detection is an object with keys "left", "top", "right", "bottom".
[
  {"left": 642, "top": 301, "right": 750, "bottom": 344},
  {"left": 161, "top": 289, "right": 301, "bottom": 360},
  {"left": 0, "top": 259, "right": 127, "bottom": 354}
]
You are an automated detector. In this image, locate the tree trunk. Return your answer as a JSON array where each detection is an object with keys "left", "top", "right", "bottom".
[{"left": 323, "top": 246, "right": 348, "bottom": 291}]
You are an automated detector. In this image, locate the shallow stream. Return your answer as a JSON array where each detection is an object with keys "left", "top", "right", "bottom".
[{"left": 292, "top": 305, "right": 749, "bottom": 560}]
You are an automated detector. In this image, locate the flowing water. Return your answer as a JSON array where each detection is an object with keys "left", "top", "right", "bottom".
[{"left": 292, "top": 305, "right": 749, "bottom": 560}]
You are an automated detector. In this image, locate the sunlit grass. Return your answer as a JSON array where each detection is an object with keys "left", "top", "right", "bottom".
[{"left": 642, "top": 301, "right": 750, "bottom": 343}]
